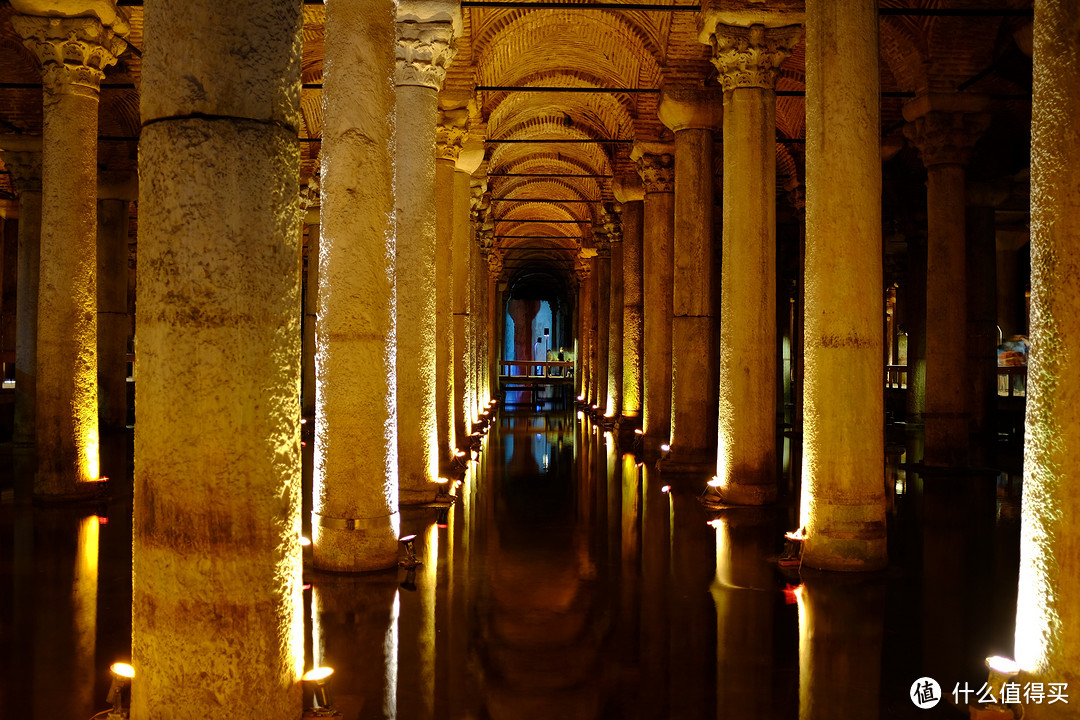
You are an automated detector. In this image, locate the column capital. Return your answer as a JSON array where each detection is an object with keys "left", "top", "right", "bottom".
[
  {"left": 0, "top": 147, "right": 43, "bottom": 195},
  {"left": 395, "top": 20, "right": 457, "bottom": 90},
  {"left": 574, "top": 252, "right": 593, "bottom": 283},
  {"left": 483, "top": 247, "right": 504, "bottom": 278},
  {"left": 594, "top": 205, "right": 622, "bottom": 243},
  {"left": 658, "top": 85, "right": 723, "bottom": 133},
  {"left": 436, "top": 107, "right": 468, "bottom": 161},
  {"left": 612, "top": 172, "right": 644, "bottom": 203},
  {"left": 11, "top": 14, "right": 126, "bottom": 96},
  {"left": 706, "top": 22, "right": 803, "bottom": 92},
  {"left": 630, "top": 142, "right": 675, "bottom": 194},
  {"left": 475, "top": 221, "right": 494, "bottom": 249},
  {"left": 902, "top": 94, "right": 990, "bottom": 168}
]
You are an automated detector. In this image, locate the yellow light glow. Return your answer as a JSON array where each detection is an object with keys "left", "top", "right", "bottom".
[
  {"left": 986, "top": 656, "right": 1020, "bottom": 675},
  {"left": 110, "top": 662, "right": 135, "bottom": 679},
  {"left": 302, "top": 667, "right": 334, "bottom": 682},
  {"left": 299, "top": 536, "right": 312, "bottom": 547},
  {"left": 81, "top": 424, "right": 100, "bottom": 486},
  {"left": 707, "top": 476, "right": 722, "bottom": 488},
  {"left": 436, "top": 477, "right": 450, "bottom": 485}
]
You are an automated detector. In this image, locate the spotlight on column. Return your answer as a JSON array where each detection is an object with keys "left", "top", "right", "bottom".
[
  {"left": 302, "top": 667, "right": 340, "bottom": 717},
  {"left": 980, "top": 656, "right": 1021, "bottom": 715},
  {"left": 660, "top": 484, "right": 671, "bottom": 494},
  {"left": 106, "top": 662, "right": 134, "bottom": 718},
  {"left": 399, "top": 534, "right": 421, "bottom": 569}
]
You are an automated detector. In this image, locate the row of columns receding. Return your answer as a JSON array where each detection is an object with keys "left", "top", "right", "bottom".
[{"left": 1, "top": 1, "right": 1077, "bottom": 718}]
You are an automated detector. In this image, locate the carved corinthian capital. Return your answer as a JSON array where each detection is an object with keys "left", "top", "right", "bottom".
[
  {"left": 11, "top": 15, "right": 126, "bottom": 97},
  {"left": 709, "top": 23, "right": 802, "bottom": 92},
  {"left": 396, "top": 21, "right": 457, "bottom": 90},
  {"left": 574, "top": 253, "right": 593, "bottom": 283},
  {"left": 484, "top": 247, "right": 505, "bottom": 278},
  {"left": 436, "top": 107, "right": 468, "bottom": 161},
  {"left": 631, "top": 144, "right": 675, "bottom": 194}
]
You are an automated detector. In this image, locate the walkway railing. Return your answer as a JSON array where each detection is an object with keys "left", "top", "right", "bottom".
[
  {"left": 884, "top": 364, "right": 1027, "bottom": 398},
  {"left": 499, "top": 360, "right": 574, "bottom": 381}
]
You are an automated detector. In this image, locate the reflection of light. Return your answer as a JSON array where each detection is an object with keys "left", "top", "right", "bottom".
[
  {"left": 781, "top": 583, "right": 803, "bottom": 605},
  {"left": 75, "top": 516, "right": 99, "bottom": 712},
  {"left": 436, "top": 477, "right": 450, "bottom": 485},
  {"left": 542, "top": 453, "right": 549, "bottom": 470},
  {"left": 577, "top": 411, "right": 584, "bottom": 419}
]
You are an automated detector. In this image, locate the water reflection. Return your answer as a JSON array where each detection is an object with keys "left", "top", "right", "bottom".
[{"left": 0, "top": 412, "right": 1026, "bottom": 720}]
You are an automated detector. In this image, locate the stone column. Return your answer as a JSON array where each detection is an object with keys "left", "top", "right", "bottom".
[
  {"left": 97, "top": 174, "right": 135, "bottom": 434},
  {"left": 1, "top": 213, "right": 14, "bottom": 383},
  {"left": 605, "top": 210, "right": 624, "bottom": 418},
  {"left": 12, "top": 13, "right": 126, "bottom": 497},
  {"left": 574, "top": 252, "right": 593, "bottom": 402},
  {"left": 301, "top": 213, "right": 318, "bottom": 420},
  {"left": 134, "top": 1, "right": 304, "bottom": 717},
  {"left": 485, "top": 248, "right": 503, "bottom": 408},
  {"left": 454, "top": 141, "right": 484, "bottom": 445},
  {"left": 703, "top": 22, "right": 801, "bottom": 498},
  {"left": 613, "top": 176, "right": 644, "bottom": 420},
  {"left": 657, "top": 86, "right": 724, "bottom": 471},
  {"left": 395, "top": 2, "right": 459, "bottom": 502},
  {"left": 435, "top": 110, "right": 465, "bottom": 461},
  {"left": 903, "top": 94, "right": 989, "bottom": 466},
  {"left": 631, "top": 144, "right": 675, "bottom": 451},
  {"left": 593, "top": 244, "right": 610, "bottom": 412},
  {"left": 1015, "top": 3, "right": 1080, "bottom": 714},
  {"left": 801, "top": 0, "right": 887, "bottom": 571},
  {"left": 0, "top": 144, "right": 42, "bottom": 450},
  {"left": 314, "top": 0, "right": 400, "bottom": 573}
]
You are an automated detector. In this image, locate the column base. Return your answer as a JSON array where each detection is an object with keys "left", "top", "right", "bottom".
[
  {"left": 312, "top": 512, "right": 400, "bottom": 572},
  {"left": 662, "top": 445, "right": 714, "bottom": 475},
  {"left": 802, "top": 521, "right": 888, "bottom": 572},
  {"left": 400, "top": 485, "right": 441, "bottom": 506},
  {"left": 712, "top": 481, "right": 777, "bottom": 507}
]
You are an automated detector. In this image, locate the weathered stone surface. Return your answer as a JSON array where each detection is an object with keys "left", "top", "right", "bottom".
[
  {"left": 135, "top": 118, "right": 303, "bottom": 719},
  {"left": 140, "top": 1, "right": 301, "bottom": 128},
  {"left": 801, "top": 0, "right": 886, "bottom": 571}
]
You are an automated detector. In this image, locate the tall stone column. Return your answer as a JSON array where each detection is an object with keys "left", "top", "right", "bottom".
[
  {"left": 0, "top": 144, "right": 42, "bottom": 450},
  {"left": 134, "top": 1, "right": 304, "bottom": 717},
  {"left": 12, "top": 13, "right": 126, "bottom": 497},
  {"left": 485, "top": 248, "right": 503, "bottom": 409},
  {"left": 1015, "top": 3, "right": 1080, "bottom": 715},
  {"left": 315, "top": 0, "right": 400, "bottom": 573},
  {"left": 454, "top": 141, "right": 484, "bottom": 444},
  {"left": 574, "top": 253, "right": 594, "bottom": 402},
  {"left": 801, "top": 0, "right": 887, "bottom": 571},
  {"left": 613, "top": 177, "right": 644, "bottom": 420},
  {"left": 301, "top": 214, "right": 318, "bottom": 420},
  {"left": 632, "top": 144, "right": 675, "bottom": 451},
  {"left": 657, "top": 86, "right": 723, "bottom": 471},
  {"left": 435, "top": 110, "right": 465, "bottom": 461},
  {"left": 97, "top": 175, "right": 134, "bottom": 434},
  {"left": 605, "top": 209, "right": 624, "bottom": 418},
  {"left": 903, "top": 94, "right": 989, "bottom": 466},
  {"left": 593, "top": 244, "right": 610, "bottom": 411},
  {"left": 395, "top": 2, "right": 459, "bottom": 502},
  {"left": 703, "top": 22, "right": 801, "bottom": 498}
]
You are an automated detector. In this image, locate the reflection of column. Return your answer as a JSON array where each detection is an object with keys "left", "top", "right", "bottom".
[
  {"left": 134, "top": 3, "right": 304, "bottom": 716},
  {"left": 315, "top": 0, "right": 400, "bottom": 572},
  {"left": 797, "top": 575, "right": 885, "bottom": 720},
  {"left": 1016, "top": 5, "right": 1080, "bottom": 714},
  {"left": 658, "top": 86, "right": 723, "bottom": 470},
  {"left": 13, "top": 13, "right": 127, "bottom": 496},
  {"left": 712, "top": 510, "right": 776, "bottom": 718},
  {"left": 395, "top": 3, "right": 459, "bottom": 502},
  {"left": 436, "top": 110, "right": 465, "bottom": 461},
  {"left": 801, "top": 0, "right": 887, "bottom": 571},
  {"left": 704, "top": 23, "right": 802, "bottom": 495},
  {"left": 669, "top": 491, "right": 716, "bottom": 719},
  {"left": 640, "top": 464, "right": 671, "bottom": 717},
  {"left": 613, "top": 176, "right": 644, "bottom": 419},
  {"left": 96, "top": 183, "right": 133, "bottom": 434},
  {"left": 903, "top": 94, "right": 989, "bottom": 466},
  {"left": 1, "top": 146, "right": 42, "bottom": 449},
  {"left": 632, "top": 144, "right": 675, "bottom": 450},
  {"left": 398, "top": 522, "right": 438, "bottom": 720},
  {"left": 313, "top": 575, "right": 399, "bottom": 720}
]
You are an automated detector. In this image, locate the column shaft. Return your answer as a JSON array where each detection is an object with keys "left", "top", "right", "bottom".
[
  {"left": 621, "top": 200, "right": 644, "bottom": 418},
  {"left": 134, "top": 1, "right": 304, "bottom": 716},
  {"left": 315, "top": 0, "right": 400, "bottom": 572},
  {"left": 719, "top": 90, "right": 776, "bottom": 496},
  {"left": 802, "top": 0, "right": 887, "bottom": 571},
  {"left": 97, "top": 197, "right": 129, "bottom": 433},
  {"left": 301, "top": 221, "right": 319, "bottom": 419},
  {"left": 606, "top": 239, "right": 624, "bottom": 418},
  {"left": 1015, "top": 2, "right": 1080, "bottom": 713},
  {"left": 671, "top": 125, "right": 717, "bottom": 468},
  {"left": 435, "top": 156, "right": 455, "bottom": 462},
  {"left": 594, "top": 249, "right": 610, "bottom": 412},
  {"left": 642, "top": 190, "right": 674, "bottom": 445},
  {"left": 452, "top": 169, "right": 471, "bottom": 445}
]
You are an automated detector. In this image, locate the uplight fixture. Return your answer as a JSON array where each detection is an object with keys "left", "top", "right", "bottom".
[
  {"left": 106, "top": 662, "right": 135, "bottom": 718},
  {"left": 302, "top": 667, "right": 340, "bottom": 717}
]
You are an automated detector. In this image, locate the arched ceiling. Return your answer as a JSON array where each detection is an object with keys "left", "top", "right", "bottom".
[{"left": 0, "top": 1, "right": 1034, "bottom": 295}]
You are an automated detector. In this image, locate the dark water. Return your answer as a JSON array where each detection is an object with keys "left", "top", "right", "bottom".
[{"left": 0, "top": 413, "right": 1022, "bottom": 719}]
